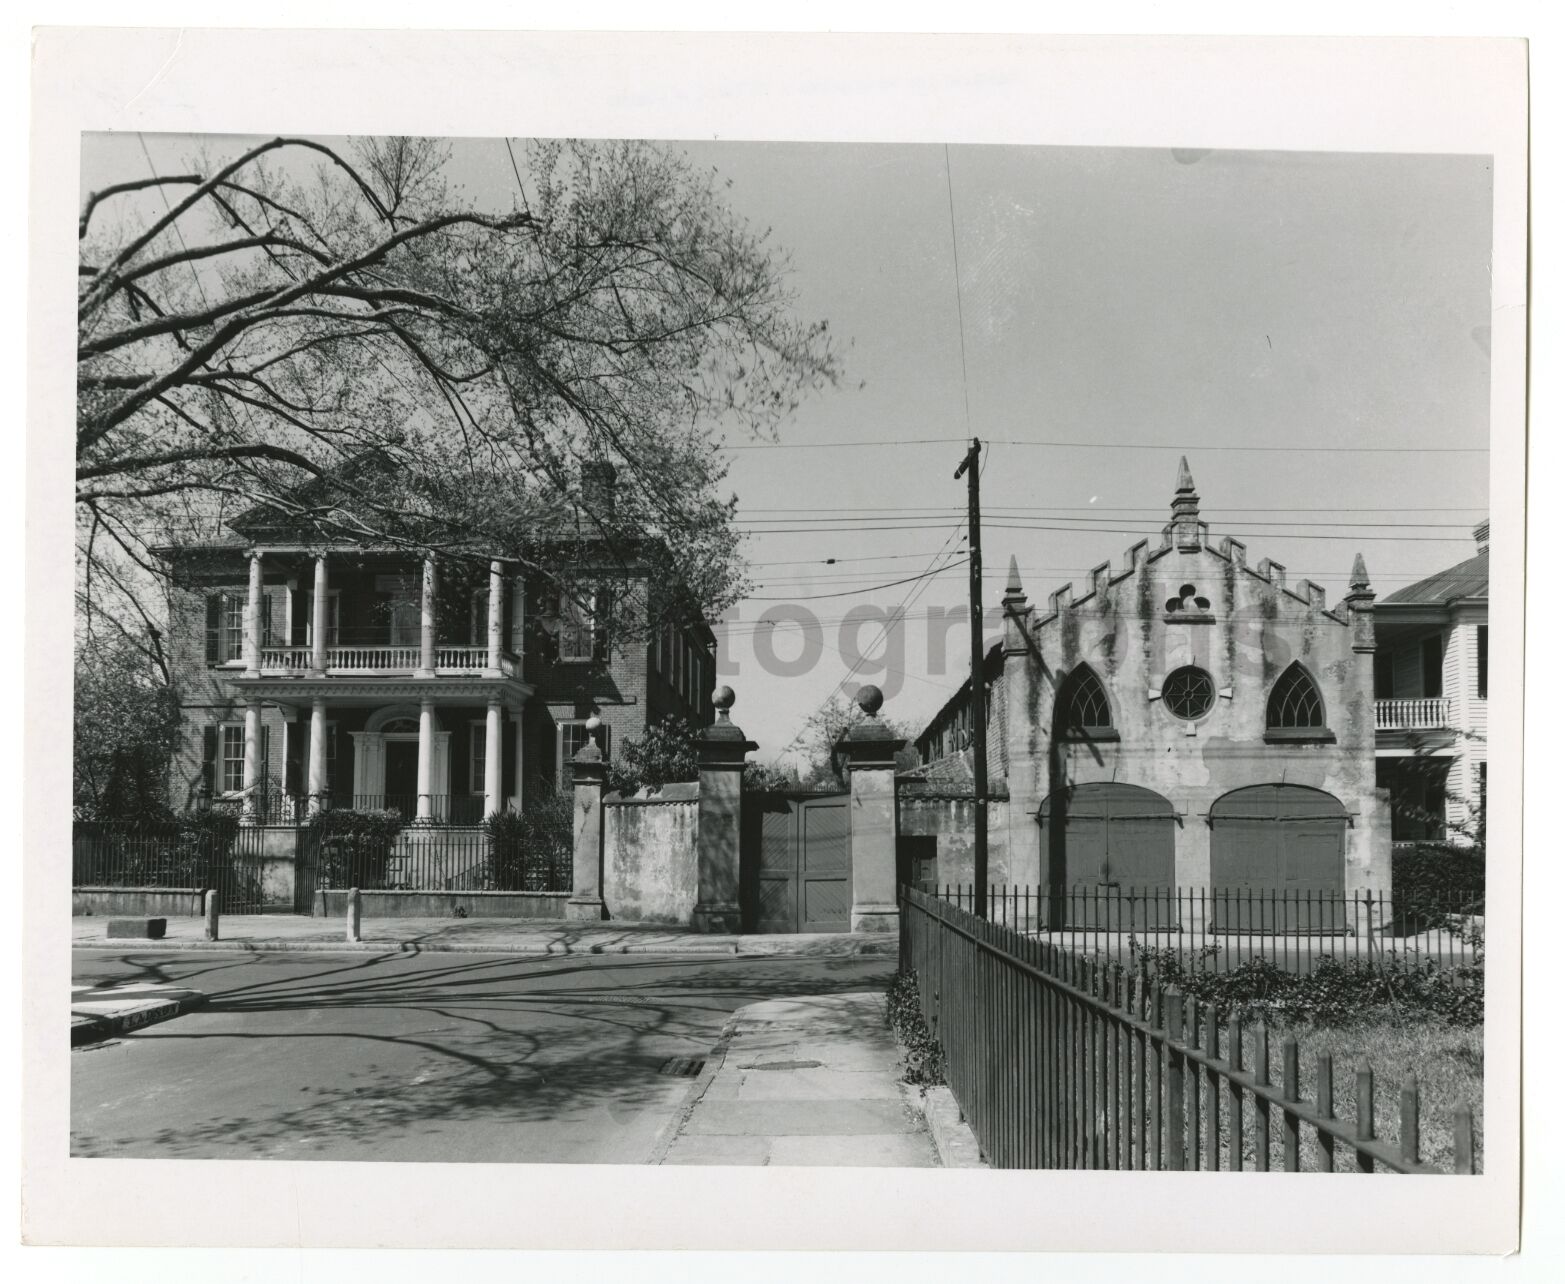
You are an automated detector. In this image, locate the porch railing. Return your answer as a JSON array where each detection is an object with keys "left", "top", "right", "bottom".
[
  {"left": 925, "top": 884, "right": 1482, "bottom": 975},
  {"left": 1375, "top": 697, "right": 1452, "bottom": 730},
  {"left": 253, "top": 645, "right": 518, "bottom": 676},
  {"left": 899, "top": 885, "right": 1478, "bottom": 1171}
]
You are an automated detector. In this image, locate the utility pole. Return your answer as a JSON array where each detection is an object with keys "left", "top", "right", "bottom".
[{"left": 954, "top": 437, "right": 987, "bottom": 917}]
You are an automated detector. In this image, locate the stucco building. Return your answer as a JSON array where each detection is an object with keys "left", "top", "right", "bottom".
[
  {"left": 911, "top": 459, "right": 1392, "bottom": 919},
  {"left": 158, "top": 461, "right": 717, "bottom": 824}
]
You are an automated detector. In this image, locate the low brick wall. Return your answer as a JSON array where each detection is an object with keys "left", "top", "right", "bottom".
[
  {"left": 313, "top": 888, "right": 572, "bottom": 919},
  {"left": 73, "top": 887, "right": 206, "bottom": 917}
]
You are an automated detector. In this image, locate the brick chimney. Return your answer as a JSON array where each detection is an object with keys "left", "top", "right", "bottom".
[
  {"left": 582, "top": 461, "right": 617, "bottom": 518},
  {"left": 1474, "top": 519, "right": 1489, "bottom": 552}
]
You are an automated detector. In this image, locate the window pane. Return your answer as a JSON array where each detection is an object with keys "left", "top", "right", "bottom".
[{"left": 470, "top": 725, "right": 486, "bottom": 794}]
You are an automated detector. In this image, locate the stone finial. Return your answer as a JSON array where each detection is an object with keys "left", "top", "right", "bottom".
[
  {"left": 1005, "top": 554, "right": 1023, "bottom": 596},
  {"left": 1349, "top": 552, "right": 1371, "bottom": 593},
  {"left": 700, "top": 684, "right": 757, "bottom": 758},
  {"left": 1170, "top": 455, "right": 1201, "bottom": 548},
  {"left": 856, "top": 684, "right": 885, "bottom": 717}
]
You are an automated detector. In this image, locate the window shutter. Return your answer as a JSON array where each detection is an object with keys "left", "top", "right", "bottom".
[
  {"left": 259, "top": 725, "right": 271, "bottom": 790},
  {"left": 205, "top": 596, "right": 222, "bottom": 664},
  {"left": 260, "top": 594, "right": 275, "bottom": 649},
  {"left": 201, "top": 725, "right": 218, "bottom": 796},
  {"left": 592, "top": 587, "right": 612, "bottom": 662}
]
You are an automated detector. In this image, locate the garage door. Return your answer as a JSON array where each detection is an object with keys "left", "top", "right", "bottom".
[
  {"left": 1210, "top": 784, "right": 1346, "bottom": 933},
  {"left": 1039, "top": 783, "right": 1177, "bottom": 928}
]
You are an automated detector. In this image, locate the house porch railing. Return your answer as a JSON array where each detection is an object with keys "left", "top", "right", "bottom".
[
  {"left": 253, "top": 645, "right": 517, "bottom": 676},
  {"left": 1374, "top": 697, "right": 1452, "bottom": 730}
]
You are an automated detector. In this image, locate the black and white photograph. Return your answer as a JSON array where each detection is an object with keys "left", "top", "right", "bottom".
[{"left": 23, "top": 24, "right": 1531, "bottom": 1260}]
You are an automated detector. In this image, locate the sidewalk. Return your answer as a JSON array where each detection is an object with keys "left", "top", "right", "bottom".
[
  {"left": 656, "top": 992, "right": 942, "bottom": 1167},
  {"left": 71, "top": 979, "right": 208, "bottom": 1046},
  {"left": 72, "top": 914, "right": 900, "bottom": 957}
]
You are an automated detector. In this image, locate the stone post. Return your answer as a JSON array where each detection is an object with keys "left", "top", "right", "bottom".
[
  {"left": 567, "top": 723, "right": 607, "bottom": 921},
  {"left": 693, "top": 687, "right": 756, "bottom": 934},
  {"left": 346, "top": 887, "right": 362, "bottom": 942},
  {"left": 835, "top": 685, "right": 906, "bottom": 934},
  {"left": 203, "top": 889, "right": 219, "bottom": 941}
]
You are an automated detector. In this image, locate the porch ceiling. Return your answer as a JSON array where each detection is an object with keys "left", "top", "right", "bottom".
[{"left": 224, "top": 674, "right": 534, "bottom": 712}]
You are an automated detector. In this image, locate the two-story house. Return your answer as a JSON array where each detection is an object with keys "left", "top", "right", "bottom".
[
  {"left": 159, "top": 461, "right": 717, "bottom": 826},
  {"left": 1372, "top": 521, "right": 1489, "bottom": 846}
]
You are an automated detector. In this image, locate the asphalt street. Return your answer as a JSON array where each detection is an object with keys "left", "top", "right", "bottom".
[{"left": 71, "top": 948, "right": 894, "bottom": 1164}]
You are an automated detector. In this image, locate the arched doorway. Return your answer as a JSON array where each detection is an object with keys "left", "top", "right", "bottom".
[
  {"left": 1209, "top": 784, "right": 1347, "bottom": 932},
  {"left": 1038, "top": 783, "right": 1177, "bottom": 928}
]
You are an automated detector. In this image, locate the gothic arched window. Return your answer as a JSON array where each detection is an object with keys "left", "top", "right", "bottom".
[
  {"left": 1267, "top": 663, "right": 1325, "bottom": 730},
  {"left": 1059, "top": 666, "right": 1115, "bottom": 738}
]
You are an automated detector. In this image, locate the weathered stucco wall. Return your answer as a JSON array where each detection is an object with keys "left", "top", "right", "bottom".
[
  {"left": 996, "top": 485, "right": 1390, "bottom": 894},
  {"left": 73, "top": 888, "right": 206, "bottom": 917},
  {"left": 602, "top": 785, "right": 699, "bottom": 924},
  {"left": 315, "top": 889, "right": 570, "bottom": 918},
  {"left": 896, "top": 795, "right": 1015, "bottom": 889}
]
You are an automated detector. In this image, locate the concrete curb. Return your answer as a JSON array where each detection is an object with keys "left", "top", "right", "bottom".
[
  {"left": 916, "top": 1083, "right": 987, "bottom": 1168},
  {"left": 71, "top": 991, "right": 208, "bottom": 1047},
  {"left": 72, "top": 937, "right": 899, "bottom": 958}
]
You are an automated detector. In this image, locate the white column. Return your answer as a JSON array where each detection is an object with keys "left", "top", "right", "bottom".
[
  {"left": 484, "top": 699, "right": 503, "bottom": 816},
  {"left": 512, "top": 710, "right": 526, "bottom": 811},
  {"left": 241, "top": 698, "right": 262, "bottom": 822},
  {"left": 418, "top": 555, "right": 438, "bottom": 677},
  {"left": 311, "top": 553, "right": 329, "bottom": 674},
  {"left": 307, "top": 697, "right": 328, "bottom": 814},
  {"left": 488, "top": 560, "right": 504, "bottom": 671},
  {"left": 416, "top": 699, "right": 435, "bottom": 822},
  {"left": 244, "top": 550, "right": 263, "bottom": 676}
]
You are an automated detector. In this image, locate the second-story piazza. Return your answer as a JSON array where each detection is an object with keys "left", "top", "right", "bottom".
[{"left": 158, "top": 461, "right": 718, "bottom": 825}]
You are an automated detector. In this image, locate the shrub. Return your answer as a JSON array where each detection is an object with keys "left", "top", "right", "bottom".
[
  {"left": 485, "top": 782, "right": 573, "bottom": 891},
  {"left": 308, "top": 808, "right": 404, "bottom": 889},
  {"left": 1393, "top": 841, "right": 1485, "bottom": 929},
  {"left": 1130, "top": 943, "right": 1483, "bottom": 1029},
  {"left": 886, "top": 970, "right": 947, "bottom": 1088}
]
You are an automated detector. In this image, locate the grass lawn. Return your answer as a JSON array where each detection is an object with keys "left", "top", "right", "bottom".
[{"left": 1199, "top": 1012, "right": 1483, "bottom": 1173}]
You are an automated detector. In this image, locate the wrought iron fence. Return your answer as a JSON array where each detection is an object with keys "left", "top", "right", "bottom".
[
  {"left": 72, "top": 820, "right": 272, "bottom": 913},
  {"left": 203, "top": 793, "right": 496, "bottom": 826},
  {"left": 926, "top": 884, "right": 1482, "bottom": 976},
  {"left": 305, "top": 825, "right": 570, "bottom": 893},
  {"left": 899, "top": 885, "right": 1477, "bottom": 1172}
]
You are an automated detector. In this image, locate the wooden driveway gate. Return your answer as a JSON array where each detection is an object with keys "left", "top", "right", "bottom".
[{"left": 745, "top": 791, "right": 851, "bottom": 933}]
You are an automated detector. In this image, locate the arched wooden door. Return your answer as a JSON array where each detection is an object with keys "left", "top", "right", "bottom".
[
  {"left": 1209, "top": 784, "right": 1347, "bottom": 933},
  {"left": 1039, "top": 783, "right": 1177, "bottom": 928}
]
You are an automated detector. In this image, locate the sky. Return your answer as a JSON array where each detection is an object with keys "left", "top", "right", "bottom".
[{"left": 80, "top": 134, "right": 1494, "bottom": 763}]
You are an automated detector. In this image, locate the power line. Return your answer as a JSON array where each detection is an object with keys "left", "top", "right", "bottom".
[
  {"left": 744, "top": 561, "right": 965, "bottom": 602},
  {"left": 721, "top": 436, "right": 1488, "bottom": 454}
]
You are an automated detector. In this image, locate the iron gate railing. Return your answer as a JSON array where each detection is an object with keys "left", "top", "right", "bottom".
[{"left": 899, "top": 884, "right": 1477, "bottom": 1172}]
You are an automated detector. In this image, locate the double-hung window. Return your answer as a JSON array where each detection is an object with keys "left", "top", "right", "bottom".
[{"left": 556, "top": 720, "right": 610, "bottom": 790}]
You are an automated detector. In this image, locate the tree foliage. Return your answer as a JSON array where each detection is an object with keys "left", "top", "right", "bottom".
[
  {"left": 77, "top": 135, "right": 840, "bottom": 642},
  {"left": 793, "top": 693, "right": 919, "bottom": 788},
  {"left": 73, "top": 629, "right": 182, "bottom": 819}
]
